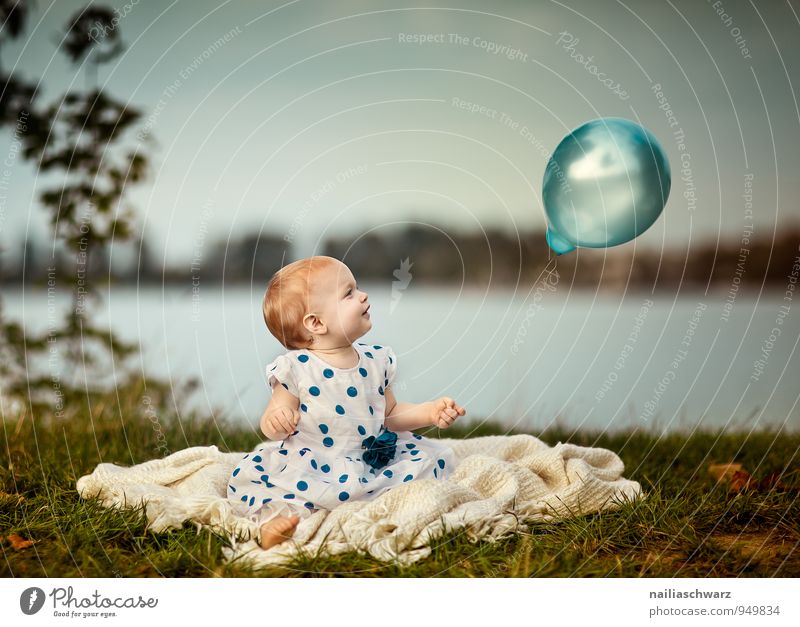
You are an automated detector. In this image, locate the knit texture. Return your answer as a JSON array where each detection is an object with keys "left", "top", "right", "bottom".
[{"left": 76, "top": 434, "right": 643, "bottom": 567}]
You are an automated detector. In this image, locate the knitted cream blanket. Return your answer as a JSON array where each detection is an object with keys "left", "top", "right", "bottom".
[{"left": 76, "top": 434, "right": 643, "bottom": 567}]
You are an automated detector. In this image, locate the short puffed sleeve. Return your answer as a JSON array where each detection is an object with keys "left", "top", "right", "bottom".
[
  {"left": 265, "top": 353, "right": 299, "bottom": 398},
  {"left": 384, "top": 346, "right": 397, "bottom": 388}
]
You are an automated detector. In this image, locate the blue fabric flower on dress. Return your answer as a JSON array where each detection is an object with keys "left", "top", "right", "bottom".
[{"left": 361, "top": 428, "right": 397, "bottom": 470}]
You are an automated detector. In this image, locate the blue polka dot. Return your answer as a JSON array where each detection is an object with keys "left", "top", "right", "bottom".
[
  {"left": 323, "top": 437, "right": 334, "bottom": 447},
  {"left": 309, "top": 386, "right": 320, "bottom": 396},
  {"left": 338, "top": 491, "right": 350, "bottom": 501},
  {"left": 389, "top": 356, "right": 393, "bottom": 364},
  {"left": 321, "top": 464, "right": 330, "bottom": 473},
  {"left": 262, "top": 497, "right": 272, "bottom": 504},
  {"left": 249, "top": 496, "right": 255, "bottom": 506},
  {"left": 281, "top": 383, "right": 288, "bottom": 390},
  {"left": 413, "top": 433, "right": 422, "bottom": 440},
  {"left": 369, "top": 406, "right": 374, "bottom": 415},
  {"left": 406, "top": 443, "right": 415, "bottom": 449},
  {"left": 383, "top": 469, "right": 393, "bottom": 478},
  {"left": 378, "top": 386, "right": 384, "bottom": 396},
  {"left": 359, "top": 367, "right": 368, "bottom": 377},
  {"left": 357, "top": 425, "right": 366, "bottom": 435},
  {"left": 339, "top": 474, "right": 348, "bottom": 483},
  {"left": 304, "top": 502, "right": 315, "bottom": 509},
  {"left": 433, "top": 468, "right": 438, "bottom": 478},
  {"left": 260, "top": 474, "right": 270, "bottom": 483},
  {"left": 241, "top": 495, "right": 247, "bottom": 502},
  {"left": 254, "top": 465, "right": 264, "bottom": 471},
  {"left": 385, "top": 379, "right": 389, "bottom": 387},
  {"left": 297, "top": 480, "right": 308, "bottom": 491},
  {"left": 229, "top": 485, "right": 237, "bottom": 492},
  {"left": 347, "top": 386, "right": 358, "bottom": 397},
  {"left": 323, "top": 368, "right": 334, "bottom": 379},
  {"left": 310, "top": 459, "right": 318, "bottom": 469},
  {"left": 335, "top": 405, "right": 345, "bottom": 415},
  {"left": 232, "top": 467, "right": 240, "bottom": 476},
  {"left": 403, "top": 474, "right": 413, "bottom": 482},
  {"left": 300, "top": 403, "right": 308, "bottom": 412},
  {"left": 278, "top": 449, "right": 288, "bottom": 455},
  {"left": 365, "top": 352, "right": 373, "bottom": 359},
  {"left": 319, "top": 424, "right": 329, "bottom": 434},
  {"left": 284, "top": 493, "right": 295, "bottom": 499},
  {"left": 298, "top": 354, "right": 309, "bottom": 363},
  {"left": 437, "top": 459, "right": 445, "bottom": 469},
  {"left": 252, "top": 455, "right": 262, "bottom": 463},
  {"left": 373, "top": 345, "right": 382, "bottom": 349}
]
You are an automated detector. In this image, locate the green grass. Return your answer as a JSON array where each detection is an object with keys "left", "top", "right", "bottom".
[{"left": 2, "top": 377, "right": 799, "bottom": 577}]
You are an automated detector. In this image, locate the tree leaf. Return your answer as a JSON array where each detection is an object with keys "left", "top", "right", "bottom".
[
  {"left": 6, "top": 533, "right": 36, "bottom": 551},
  {"left": 0, "top": 490, "right": 25, "bottom": 503},
  {"left": 708, "top": 462, "right": 743, "bottom": 483}
]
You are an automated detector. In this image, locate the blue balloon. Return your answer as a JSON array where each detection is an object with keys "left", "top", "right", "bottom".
[{"left": 542, "top": 117, "right": 671, "bottom": 255}]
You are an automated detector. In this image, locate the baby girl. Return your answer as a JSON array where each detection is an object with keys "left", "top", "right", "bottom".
[{"left": 227, "top": 256, "right": 466, "bottom": 550}]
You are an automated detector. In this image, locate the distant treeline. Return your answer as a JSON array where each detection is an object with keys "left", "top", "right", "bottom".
[{"left": 3, "top": 223, "right": 799, "bottom": 292}]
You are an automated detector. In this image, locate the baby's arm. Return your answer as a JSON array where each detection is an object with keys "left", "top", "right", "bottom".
[
  {"left": 260, "top": 382, "right": 300, "bottom": 440},
  {"left": 383, "top": 387, "right": 466, "bottom": 431}
]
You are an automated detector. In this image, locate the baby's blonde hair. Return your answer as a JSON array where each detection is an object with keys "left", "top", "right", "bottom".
[{"left": 262, "top": 256, "right": 339, "bottom": 349}]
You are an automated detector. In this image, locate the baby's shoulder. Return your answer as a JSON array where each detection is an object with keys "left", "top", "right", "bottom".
[
  {"left": 267, "top": 349, "right": 308, "bottom": 372},
  {"left": 356, "top": 342, "right": 394, "bottom": 357},
  {"left": 356, "top": 343, "right": 397, "bottom": 371}
]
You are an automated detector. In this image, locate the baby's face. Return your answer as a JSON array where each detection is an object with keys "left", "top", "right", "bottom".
[{"left": 310, "top": 261, "right": 371, "bottom": 343}]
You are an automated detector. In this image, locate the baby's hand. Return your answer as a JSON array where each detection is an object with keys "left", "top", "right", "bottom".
[
  {"left": 262, "top": 406, "right": 300, "bottom": 439},
  {"left": 430, "top": 397, "right": 466, "bottom": 429}
]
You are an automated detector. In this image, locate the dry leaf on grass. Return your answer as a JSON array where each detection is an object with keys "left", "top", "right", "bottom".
[
  {"left": 3, "top": 533, "right": 37, "bottom": 551},
  {"left": 0, "top": 490, "right": 25, "bottom": 503},
  {"left": 756, "top": 471, "right": 798, "bottom": 494},
  {"left": 708, "top": 463, "right": 743, "bottom": 483},
  {"left": 728, "top": 470, "right": 757, "bottom": 492},
  {"left": 709, "top": 463, "right": 797, "bottom": 494}
]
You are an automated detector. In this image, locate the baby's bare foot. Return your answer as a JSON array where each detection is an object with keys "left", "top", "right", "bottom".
[{"left": 258, "top": 514, "right": 300, "bottom": 550}]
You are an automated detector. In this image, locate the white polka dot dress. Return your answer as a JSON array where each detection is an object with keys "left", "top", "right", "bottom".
[{"left": 227, "top": 342, "right": 456, "bottom": 524}]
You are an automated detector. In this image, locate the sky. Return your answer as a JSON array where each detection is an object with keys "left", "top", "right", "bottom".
[{"left": 2, "top": 0, "right": 799, "bottom": 267}]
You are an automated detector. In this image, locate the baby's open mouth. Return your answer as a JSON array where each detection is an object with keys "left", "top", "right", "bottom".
[{"left": 363, "top": 306, "right": 370, "bottom": 317}]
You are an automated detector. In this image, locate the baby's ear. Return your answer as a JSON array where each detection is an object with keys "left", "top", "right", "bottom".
[{"left": 302, "top": 312, "right": 325, "bottom": 335}]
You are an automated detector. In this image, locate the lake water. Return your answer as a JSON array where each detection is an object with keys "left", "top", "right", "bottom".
[{"left": 5, "top": 283, "right": 798, "bottom": 434}]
